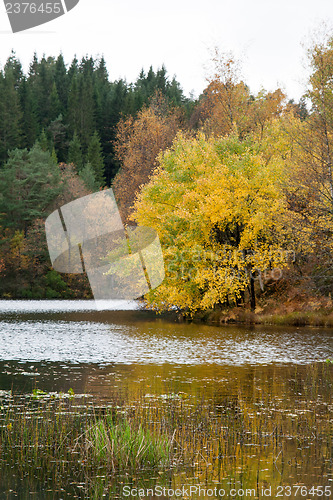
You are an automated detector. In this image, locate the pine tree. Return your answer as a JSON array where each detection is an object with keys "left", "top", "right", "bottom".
[
  {"left": 79, "top": 74, "right": 96, "bottom": 148},
  {"left": 35, "top": 57, "right": 52, "bottom": 127},
  {"left": 51, "top": 146, "right": 58, "bottom": 164},
  {"left": 0, "top": 144, "right": 61, "bottom": 233},
  {"left": 68, "top": 131, "right": 83, "bottom": 170},
  {"left": 38, "top": 129, "right": 50, "bottom": 152},
  {"left": 0, "top": 69, "right": 23, "bottom": 164},
  {"left": 68, "top": 74, "right": 96, "bottom": 149},
  {"left": 79, "top": 162, "right": 98, "bottom": 191},
  {"left": 67, "top": 75, "right": 80, "bottom": 136},
  {"left": 49, "top": 82, "right": 62, "bottom": 121},
  {"left": 95, "top": 56, "right": 108, "bottom": 82},
  {"left": 28, "top": 52, "right": 39, "bottom": 80},
  {"left": 87, "top": 131, "right": 105, "bottom": 186},
  {"left": 19, "top": 77, "right": 39, "bottom": 148},
  {"left": 4, "top": 50, "right": 23, "bottom": 90},
  {"left": 47, "top": 114, "right": 68, "bottom": 161},
  {"left": 54, "top": 53, "right": 68, "bottom": 113}
]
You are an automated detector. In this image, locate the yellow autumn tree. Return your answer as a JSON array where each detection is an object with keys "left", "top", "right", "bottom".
[
  {"left": 275, "top": 34, "right": 333, "bottom": 297},
  {"left": 132, "top": 133, "right": 293, "bottom": 313}
]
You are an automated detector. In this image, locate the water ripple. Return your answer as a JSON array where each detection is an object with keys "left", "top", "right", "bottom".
[{"left": 0, "top": 318, "right": 332, "bottom": 365}]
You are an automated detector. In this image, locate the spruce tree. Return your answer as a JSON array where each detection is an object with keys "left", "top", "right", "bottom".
[
  {"left": 68, "top": 131, "right": 83, "bottom": 171},
  {"left": 4, "top": 51, "right": 23, "bottom": 90},
  {"left": 48, "top": 114, "right": 67, "bottom": 162},
  {"left": 38, "top": 129, "right": 49, "bottom": 152},
  {"left": 54, "top": 53, "right": 68, "bottom": 112},
  {"left": 51, "top": 147, "right": 58, "bottom": 164},
  {"left": 79, "top": 74, "right": 96, "bottom": 148},
  {"left": 49, "top": 83, "right": 62, "bottom": 121},
  {"left": 19, "top": 78, "right": 39, "bottom": 148},
  {"left": 67, "top": 75, "right": 80, "bottom": 136},
  {"left": 35, "top": 57, "right": 51, "bottom": 127},
  {"left": 0, "top": 69, "right": 23, "bottom": 164},
  {"left": 79, "top": 162, "right": 98, "bottom": 191},
  {"left": 87, "top": 131, "right": 105, "bottom": 186}
]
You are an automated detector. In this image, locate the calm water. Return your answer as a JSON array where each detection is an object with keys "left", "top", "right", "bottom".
[{"left": 0, "top": 300, "right": 332, "bottom": 498}]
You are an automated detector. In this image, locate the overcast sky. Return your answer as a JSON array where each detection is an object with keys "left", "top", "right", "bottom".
[{"left": 0, "top": 0, "right": 333, "bottom": 100}]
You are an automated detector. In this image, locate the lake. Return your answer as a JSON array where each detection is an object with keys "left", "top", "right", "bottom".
[{"left": 0, "top": 300, "right": 332, "bottom": 499}]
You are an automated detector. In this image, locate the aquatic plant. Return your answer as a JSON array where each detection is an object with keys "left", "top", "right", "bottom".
[{"left": 0, "top": 362, "right": 331, "bottom": 496}]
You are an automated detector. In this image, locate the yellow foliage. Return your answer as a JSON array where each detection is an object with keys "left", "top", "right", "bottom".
[{"left": 133, "top": 133, "right": 293, "bottom": 313}]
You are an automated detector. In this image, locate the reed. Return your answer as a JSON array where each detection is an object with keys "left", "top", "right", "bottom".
[{"left": 0, "top": 362, "right": 332, "bottom": 495}]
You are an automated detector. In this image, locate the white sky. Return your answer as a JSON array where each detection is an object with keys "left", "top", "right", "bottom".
[{"left": 0, "top": 0, "right": 333, "bottom": 100}]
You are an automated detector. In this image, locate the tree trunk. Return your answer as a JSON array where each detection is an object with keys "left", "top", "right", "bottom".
[{"left": 250, "top": 274, "right": 256, "bottom": 312}]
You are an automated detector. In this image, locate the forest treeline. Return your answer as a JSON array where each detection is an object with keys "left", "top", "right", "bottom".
[
  {"left": 0, "top": 40, "right": 332, "bottom": 313},
  {"left": 0, "top": 51, "right": 188, "bottom": 183},
  {"left": 0, "top": 51, "right": 189, "bottom": 298}
]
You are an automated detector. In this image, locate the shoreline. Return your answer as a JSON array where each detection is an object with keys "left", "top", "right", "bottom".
[
  {"left": 1, "top": 298, "right": 333, "bottom": 328},
  {"left": 187, "top": 307, "right": 333, "bottom": 328}
]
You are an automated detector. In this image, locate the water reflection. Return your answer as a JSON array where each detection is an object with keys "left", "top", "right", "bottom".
[
  {"left": 0, "top": 299, "right": 140, "bottom": 313},
  {"left": 0, "top": 302, "right": 332, "bottom": 365},
  {"left": 0, "top": 359, "right": 331, "bottom": 406},
  {"left": 0, "top": 301, "right": 332, "bottom": 499}
]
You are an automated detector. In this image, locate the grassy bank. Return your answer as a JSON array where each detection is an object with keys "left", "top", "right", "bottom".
[{"left": 189, "top": 306, "right": 333, "bottom": 327}]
